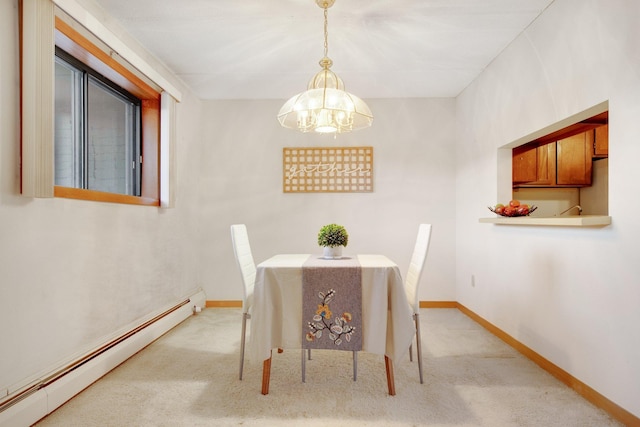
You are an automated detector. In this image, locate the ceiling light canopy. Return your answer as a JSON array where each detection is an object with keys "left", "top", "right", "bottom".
[{"left": 277, "top": 0, "right": 373, "bottom": 134}]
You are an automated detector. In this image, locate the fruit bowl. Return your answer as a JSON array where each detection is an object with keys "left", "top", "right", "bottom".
[{"left": 488, "top": 201, "right": 537, "bottom": 217}]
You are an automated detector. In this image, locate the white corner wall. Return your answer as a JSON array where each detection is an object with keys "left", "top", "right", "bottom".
[
  {"left": 2, "top": 0, "right": 458, "bottom": 409},
  {"left": 455, "top": 0, "right": 640, "bottom": 418}
]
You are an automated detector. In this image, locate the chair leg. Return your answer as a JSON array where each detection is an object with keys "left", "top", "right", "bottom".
[
  {"left": 301, "top": 348, "right": 306, "bottom": 383},
  {"left": 262, "top": 352, "right": 272, "bottom": 395},
  {"left": 414, "top": 312, "right": 424, "bottom": 384},
  {"left": 239, "top": 312, "right": 249, "bottom": 380},
  {"left": 385, "top": 355, "right": 396, "bottom": 396},
  {"left": 301, "top": 348, "right": 314, "bottom": 382},
  {"left": 409, "top": 343, "right": 414, "bottom": 362},
  {"left": 353, "top": 351, "right": 358, "bottom": 381}
]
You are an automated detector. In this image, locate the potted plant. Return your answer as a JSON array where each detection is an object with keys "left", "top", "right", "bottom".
[{"left": 317, "top": 223, "right": 349, "bottom": 259}]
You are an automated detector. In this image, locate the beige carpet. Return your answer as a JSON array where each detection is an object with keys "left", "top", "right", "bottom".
[{"left": 35, "top": 308, "right": 622, "bottom": 427}]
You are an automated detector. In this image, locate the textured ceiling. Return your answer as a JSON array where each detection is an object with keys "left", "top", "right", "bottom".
[{"left": 91, "top": 0, "right": 555, "bottom": 100}]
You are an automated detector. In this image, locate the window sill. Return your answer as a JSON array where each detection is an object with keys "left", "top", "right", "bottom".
[
  {"left": 54, "top": 187, "right": 159, "bottom": 206},
  {"left": 478, "top": 215, "right": 611, "bottom": 227}
]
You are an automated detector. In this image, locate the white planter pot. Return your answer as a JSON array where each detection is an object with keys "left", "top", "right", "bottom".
[{"left": 323, "top": 246, "right": 343, "bottom": 259}]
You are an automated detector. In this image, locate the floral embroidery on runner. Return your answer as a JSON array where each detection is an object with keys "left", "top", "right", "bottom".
[
  {"left": 305, "top": 289, "right": 356, "bottom": 346},
  {"left": 301, "top": 256, "right": 362, "bottom": 351}
]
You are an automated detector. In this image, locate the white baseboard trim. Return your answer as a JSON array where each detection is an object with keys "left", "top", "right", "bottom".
[{"left": 0, "top": 289, "right": 206, "bottom": 427}]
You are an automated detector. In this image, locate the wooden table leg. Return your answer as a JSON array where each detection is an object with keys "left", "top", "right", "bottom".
[
  {"left": 385, "top": 355, "right": 396, "bottom": 396},
  {"left": 261, "top": 352, "right": 272, "bottom": 395}
]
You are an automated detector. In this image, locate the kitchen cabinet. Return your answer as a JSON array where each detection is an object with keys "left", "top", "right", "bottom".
[
  {"left": 513, "top": 131, "right": 593, "bottom": 187},
  {"left": 556, "top": 132, "right": 592, "bottom": 185},
  {"left": 513, "top": 143, "right": 555, "bottom": 185},
  {"left": 593, "top": 124, "right": 608, "bottom": 158},
  {"left": 512, "top": 145, "right": 537, "bottom": 183}
]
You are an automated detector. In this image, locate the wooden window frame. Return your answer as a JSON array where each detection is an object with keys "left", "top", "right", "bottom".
[{"left": 52, "top": 17, "right": 161, "bottom": 206}]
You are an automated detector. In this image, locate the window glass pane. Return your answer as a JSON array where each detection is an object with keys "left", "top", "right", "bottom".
[
  {"left": 54, "top": 51, "right": 141, "bottom": 197},
  {"left": 54, "top": 59, "right": 83, "bottom": 188},
  {"left": 87, "top": 77, "right": 137, "bottom": 195}
]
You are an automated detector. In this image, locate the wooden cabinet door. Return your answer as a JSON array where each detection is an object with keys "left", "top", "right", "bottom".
[
  {"left": 594, "top": 124, "right": 608, "bottom": 157},
  {"left": 512, "top": 143, "right": 556, "bottom": 185},
  {"left": 556, "top": 133, "right": 592, "bottom": 186},
  {"left": 535, "top": 143, "right": 556, "bottom": 185},
  {"left": 513, "top": 145, "right": 537, "bottom": 183}
]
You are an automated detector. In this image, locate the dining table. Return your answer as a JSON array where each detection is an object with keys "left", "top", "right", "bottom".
[{"left": 248, "top": 253, "right": 415, "bottom": 395}]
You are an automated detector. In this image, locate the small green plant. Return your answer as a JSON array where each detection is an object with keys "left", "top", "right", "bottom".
[{"left": 317, "top": 224, "right": 349, "bottom": 248}]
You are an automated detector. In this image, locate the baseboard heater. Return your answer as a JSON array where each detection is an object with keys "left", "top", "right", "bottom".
[{"left": 0, "top": 289, "right": 205, "bottom": 427}]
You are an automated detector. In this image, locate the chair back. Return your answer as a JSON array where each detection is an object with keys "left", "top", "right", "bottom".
[
  {"left": 230, "top": 224, "right": 257, "bottom": 313},
  {"left": 405, "top": 224, "right": 432, "bottom": 314}
]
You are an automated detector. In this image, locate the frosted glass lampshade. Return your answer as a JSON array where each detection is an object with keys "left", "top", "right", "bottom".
[{"left": 278, "top": 59, "right": 373, "bottom": 134}]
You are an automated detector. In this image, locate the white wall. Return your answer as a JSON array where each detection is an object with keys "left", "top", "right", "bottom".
[
  {"left": 197, "top": 98, "right": 457, "bottom": 304},
  {"left": 1, "top": 0, "right": 457, "bottom": 401},
  {"left": 456, "top": 0, "right": 640, "bottom": 418},
  {"left": 0, "top": 0, "right": 204, "bottom": 397}
]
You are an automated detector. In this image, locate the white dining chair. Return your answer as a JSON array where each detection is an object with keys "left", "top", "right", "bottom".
[
  {"left": 405, "top": 223, "right": 432, "bottom": 384},
  {"left": 230, "top": 224, "right": 257, "bottom": 380}
]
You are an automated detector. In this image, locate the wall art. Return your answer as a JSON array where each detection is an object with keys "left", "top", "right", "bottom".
[{"left": 283, "top": 146, "right": 373, "bottom": 193}]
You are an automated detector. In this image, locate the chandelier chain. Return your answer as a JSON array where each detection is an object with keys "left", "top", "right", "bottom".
[{"left": 323, "top": 6, "right": 329, "bottom": 58}]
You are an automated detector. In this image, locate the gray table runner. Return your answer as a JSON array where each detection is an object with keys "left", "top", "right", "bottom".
[{"left": 302, "top": 255, "right": 362, "bottom": 351}]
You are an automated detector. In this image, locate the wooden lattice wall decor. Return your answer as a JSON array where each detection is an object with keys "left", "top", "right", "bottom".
[{"left": 283, "top": 146, "right": 373, "bottom": 193}]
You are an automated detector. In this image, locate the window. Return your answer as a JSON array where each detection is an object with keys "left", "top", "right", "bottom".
[
  {"left": 53, "top": 17, "right": 161, "bottom": 205},
  {"left": 54, "top": 49, "right": 142, "bottom": 196},
  {"left": 21, "top": 1, "right": 177, "bottom": 206}
]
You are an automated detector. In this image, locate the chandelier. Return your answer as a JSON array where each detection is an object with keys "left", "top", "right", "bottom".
[{"left": 277, "top": 0, "right": 373, "bottom": 134}]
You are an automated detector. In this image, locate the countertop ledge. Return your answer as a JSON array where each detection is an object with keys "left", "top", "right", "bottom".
[{"left": 479, "top": 215, "right": 611, "bottom": 227}]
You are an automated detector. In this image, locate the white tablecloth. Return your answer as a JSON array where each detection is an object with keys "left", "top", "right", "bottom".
[{"left": 249, "top": 254, "right": 415, "bottom": 363}]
